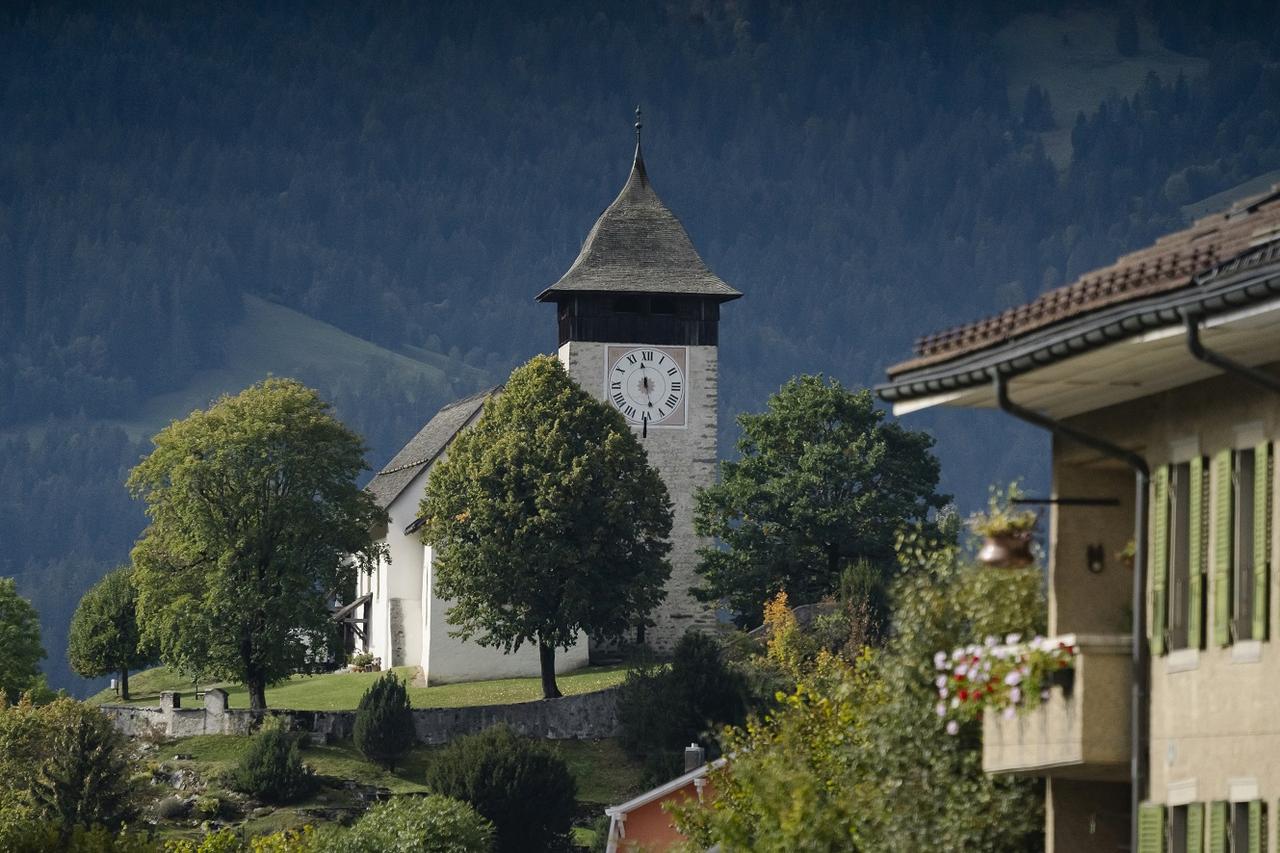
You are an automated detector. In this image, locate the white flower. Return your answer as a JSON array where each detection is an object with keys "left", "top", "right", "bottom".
[
  {"left": 1005, "top": 633, "right": 1022, "bottom": 645},
  {"left": 1010, "top": 687, "right": 1022, "bottom": 704},
  {"left": 939, "top": 687, "right": 949, "bottom": 699},
  {"left": 951, "top": 648, "right": 965, "bottom": 661},
  {"left": 935, "top": 703, "right": 947, "bottom": 717},
  {"left": 955, "top": 663, "right": 969, "bottom": 678},
  {"left": 984, "top": 635, "right": 998, "bottom": 647},
  {"left": 936, "top": 675, "right": 948, "bottom": 690},
  {"left": 934, "top": 651, "right": 948, "bottom": 670},
  {"left": 1003, "top": 671, "right": 1023, "bottom": 687},
  {"left": 951, "top": 697, "right": 960, "bottom": 709},
  {"left": 945, "top": 720, "right": 960, "bottom": 736}
]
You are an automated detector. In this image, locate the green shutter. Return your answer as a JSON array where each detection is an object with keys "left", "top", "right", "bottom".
[
  {"left": 1139, "top": 803, "right": 1167, "bottom": 853},
  {"left": 1214, "top": 450, "right": 1234, "bottom": 646},
  {"left": 1153, "top": 467, "right": 1170, "bottom": 656},
  {"left": 1249, "top": 799, "right": 1263, "bottom": 853},
  {"left": 1209, "top": 801, "right": 1228, "bottom": 853},
  {"left": 1188, "top": 802, "right": 1205, "bottom": 853},
  {"left": 1190, "top": 456, "right": 1205, "bottom": 649},
  {"left": 1254, "top": 442, "right": 1271, "bottom": 642}
]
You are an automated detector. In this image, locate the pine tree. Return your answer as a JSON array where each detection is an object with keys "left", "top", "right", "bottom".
[{"left": 353, "top": 672, "right": 415, "bottom": 771}]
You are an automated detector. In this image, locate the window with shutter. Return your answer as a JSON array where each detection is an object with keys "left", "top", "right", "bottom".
[
  {"left": 1215, "top": 450, "right": 1234, "bottom": 646},
  {"left": 1189, "top": 802, "right": 1205, "bottom": 853},
  {"left": 1252, "top": 441, "right": 1271, "bottom": 641},
  {"left": 1236, "top": 448, "right": 1257, "bottom": 641},
  {"left": 1170, "top": 461, "right": 1194, "bottom": 650},
  {"left": 1153, "top": 467, "right": 1170, "bottom": 656},
  {"left": 1140, "top": 802, "right": 1167, "bottom": 853},
  {"left": 1248, "top": 799, "right": 1265, "bottom": 853},
  {"left": 1210, "top": 801, "right": 1228, "bottom": 853},
  {"left": 1190, "top": 456, "right": 1206, "bottom": 649}
]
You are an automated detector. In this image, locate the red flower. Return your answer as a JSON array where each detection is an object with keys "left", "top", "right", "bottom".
[{"left": 957, "top": 689, "right": 969, "bottom": 701}]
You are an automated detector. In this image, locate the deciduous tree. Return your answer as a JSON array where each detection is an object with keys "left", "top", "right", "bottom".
[
  {"left": 127, "top": 379, "right": 386, "bottom": 710},
  {"left": 420, "top": 355, "right": 671, "bottom": 699},
  {"left": 693, "top": 376, "right": 946, "bottom": 625},
  {"left": 67, "top": 568, "right": 151, "bottom": 701}
]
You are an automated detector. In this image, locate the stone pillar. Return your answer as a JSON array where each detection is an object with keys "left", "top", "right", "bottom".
[{"left": 159, "top": 691, "right": 181, "bottom": 711}]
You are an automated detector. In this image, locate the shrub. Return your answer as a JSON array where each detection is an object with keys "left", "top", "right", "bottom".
[
  {"left": 229, "top": 726, "right": 313, "bottom": 804},
  {"left": 424, "top": 725, "right": 575, "bottom": 853},
  {"left": 617, "top": 631, "right": 748, "bottom": 780},
  {"left": 354, "top": 672, "right": 415, "bottom": 770},
  {"left": 0, "top": 697, "right": 139, "bottom": 845},
  {"left": 340, "top": 794, "right": 495, "bottom": 852}
]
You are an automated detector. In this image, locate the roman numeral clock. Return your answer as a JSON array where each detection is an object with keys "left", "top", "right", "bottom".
[
  {"left": 608, "top": 347, "right": 686, "bottom": 429},
  {"left": 536, "top": 128, "right": 741, "bottom": 653}
]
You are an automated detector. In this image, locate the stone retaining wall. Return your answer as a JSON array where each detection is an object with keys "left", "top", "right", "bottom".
[{"left": 100, "top": 686, "right": 620, "bottom": 745}]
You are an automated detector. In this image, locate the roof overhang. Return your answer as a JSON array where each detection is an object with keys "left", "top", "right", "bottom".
[{"left": 876, "top": 252, "right": 1280, "bottom": 420}]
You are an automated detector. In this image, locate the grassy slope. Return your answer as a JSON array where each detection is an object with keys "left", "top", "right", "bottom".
[
  {"left": 109, "top": 295, "right": 487, "bottom": 442},
  {"left": 148, "top": 733, "right": 644, "bottom": 843},
  {"left": 90, "top": 663, "right": 629, "bottom": 710},
  {"left": 995, "top": 8, "right": 1208, "bottom": 167}
]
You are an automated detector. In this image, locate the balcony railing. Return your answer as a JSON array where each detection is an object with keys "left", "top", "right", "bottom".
[{"left": 982, "top": 633, "right": 1131, "bottom": 781}]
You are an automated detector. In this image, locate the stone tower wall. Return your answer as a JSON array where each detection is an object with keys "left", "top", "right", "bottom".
[{"left": 558, "top": 340, "right": 719, "bottom": 652}]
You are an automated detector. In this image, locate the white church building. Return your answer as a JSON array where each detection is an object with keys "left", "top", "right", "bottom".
[{"left": 347, "top": 127, "right": 740, "bottom": 684}]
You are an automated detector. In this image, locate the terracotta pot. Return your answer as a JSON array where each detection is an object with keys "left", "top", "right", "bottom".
[{"left": 978, "top": 533, "right": 1034, "bottom": 568}]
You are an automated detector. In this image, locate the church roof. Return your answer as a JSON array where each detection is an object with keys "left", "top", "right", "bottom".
[
  {"left": 536, "top": 146, "right": 741, "bottom": 302},
  {"left": 364, "top": 387, "right": 497, "bottom": 509}
]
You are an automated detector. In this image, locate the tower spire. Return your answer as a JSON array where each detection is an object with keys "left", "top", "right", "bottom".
[{"left": 632, "top": 105, "right": 646, "bottom": 181}]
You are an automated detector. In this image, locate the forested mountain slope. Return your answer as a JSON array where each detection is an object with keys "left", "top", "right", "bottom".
[{"left": 2, "top": 0, "right": 1278, "bottom": 692}]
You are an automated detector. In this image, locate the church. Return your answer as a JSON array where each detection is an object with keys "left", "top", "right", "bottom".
[{"left": 347, "top": 124, "right": 741, "bottom": 683}]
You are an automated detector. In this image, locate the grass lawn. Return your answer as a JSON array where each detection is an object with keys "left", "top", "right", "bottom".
[{"left": 91, "top": 663, "right": 629, "bottom": 711}]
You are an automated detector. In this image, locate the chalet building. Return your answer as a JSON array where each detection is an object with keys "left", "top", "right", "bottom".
[
  {"left": 879, "top": 186, "right": 1280, "bottom": 852},
  {"left": 347, "top": 126, "right": 740, "bottom": 682},
  {"left": 604, "top": 746, "right": 723, "bottom": 852}
]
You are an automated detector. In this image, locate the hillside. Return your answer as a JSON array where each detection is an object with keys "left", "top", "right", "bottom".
[{"left": 3, "top": 0, "right": 1280, "bottom": 692}]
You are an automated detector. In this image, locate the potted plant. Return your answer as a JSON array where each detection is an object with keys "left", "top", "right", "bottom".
[
  {"left": 970, "top": 482, "right": 1038, "bottom": 568},
  {"left": 1117, "top": 539, "right": 1136, "bottom": 571},
  {"left": 349, "top": 652, "right": 375, "bottom": 673}
]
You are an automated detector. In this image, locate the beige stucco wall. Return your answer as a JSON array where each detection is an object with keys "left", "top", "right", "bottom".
[
  {"left": 558, "top": 340, "right": 720, "bottom": 652},
  {"left": 1053, "top": 365, "right": 1280, "bottom": 849}
]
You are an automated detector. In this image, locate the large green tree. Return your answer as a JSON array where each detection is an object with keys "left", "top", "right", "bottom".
[
  {"left": 127, "top": 379, "right": 386, "bottom": 709},
  {"left": 420, "top": 355, "right": 672, "bottom": 699},
  {"left": 694, "top": 376, "right": 946, "bottom": 624},
  {"left": 67, "top": 568, "right": 151, "bottom": 701},
  {"left": 0, "top": 578, "right": 46, "bottom": 703}
]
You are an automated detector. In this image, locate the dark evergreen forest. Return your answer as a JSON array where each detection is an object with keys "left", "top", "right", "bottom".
[{"left": 2, "top": 0, "right": 1279, "bottom": 692}]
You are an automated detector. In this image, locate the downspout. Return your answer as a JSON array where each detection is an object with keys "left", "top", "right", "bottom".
[
  {"left": 1184, "top": 312, "right": 1280, "bottom": 393},
  {"left": 991, "top": 370, "right": 1150, "bottom": 853}
]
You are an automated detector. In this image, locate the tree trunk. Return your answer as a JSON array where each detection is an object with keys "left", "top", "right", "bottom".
[
  {"left": 247, "top": 675, "right": 268, "bottom": 710},
  {"left": 538, "top": 640, "right": 562, "bottom": 699},
  {"left": 119, "top": 668, "right": 130, "bottom": 701}
]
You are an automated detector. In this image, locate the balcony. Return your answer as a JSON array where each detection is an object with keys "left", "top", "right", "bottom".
[{"left": 982, "top": 633, "right": 1131, "bottom": 781}]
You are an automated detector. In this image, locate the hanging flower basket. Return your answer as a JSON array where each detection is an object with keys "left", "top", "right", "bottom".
[
  {"left": 969, "top": 482, "right": 1038, "bottom": 568},
  {"left": 977, "top": 532, "right": 1035, "bottom": 569}
]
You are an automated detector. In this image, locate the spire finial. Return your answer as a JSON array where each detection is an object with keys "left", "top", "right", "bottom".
[{"left": 634, "top": 105, "right": 643, "bottom": 146}]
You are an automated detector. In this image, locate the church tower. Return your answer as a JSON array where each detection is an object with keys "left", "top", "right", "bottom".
[{"left": 537, "top": 114, "right": 741, "bottom": 652}]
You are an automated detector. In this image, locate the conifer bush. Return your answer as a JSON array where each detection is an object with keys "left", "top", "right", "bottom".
[
  {"left": 424, "top": 725, "right": 575, "bottom": 853},
  {"left": 229, "top": 724, "right": 313, "bottom": 804},
  {"left": 353, "top": 672, "right": 415, "bottom": 770},
  {"left": 341, "top": 794, "right": 495, "bottom": 852}
]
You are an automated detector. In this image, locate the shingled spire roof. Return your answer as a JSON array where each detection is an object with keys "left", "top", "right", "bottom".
[{"left": 536, "top": 142, "right": 740, "bottom": 302}]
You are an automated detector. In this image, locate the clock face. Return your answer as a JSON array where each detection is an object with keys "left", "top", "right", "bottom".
[{"left": 605, "top": 346, "right": 687, "bottom": 428}]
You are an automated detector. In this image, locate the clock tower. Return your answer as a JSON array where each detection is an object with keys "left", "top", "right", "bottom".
[{"left": 536, "top": 118, "right": 741, "bottom": 652}]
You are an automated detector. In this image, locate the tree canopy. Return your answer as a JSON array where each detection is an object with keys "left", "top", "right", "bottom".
[
  {"left": 67, "top": 567, "right": 151, "bottom": 701},
  {"left": 127, "top": 379, "right": 386, "bottom": 709},
  {"left": 673, "top": 526, "right": 1045, "bottom": 851},
  {"left": 694, "top": 376, "right": 946, "bottom": 624},
  {"left": 0, "top": 578, "right": 45, "bottom": 703},
  {"left": 420, "top": 355, "right": 672, "bottom": 698}
]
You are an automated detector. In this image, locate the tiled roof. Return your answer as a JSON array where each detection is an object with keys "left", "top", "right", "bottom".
[
  {"left": 888, "top": 185, "right": 1280, "bottom": 378},
  {"left": 536, "top": 146, "right": 740, "bottom": 302},
  {"left": 364, "top": 388, "right": 497, "bottom": 509}
]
